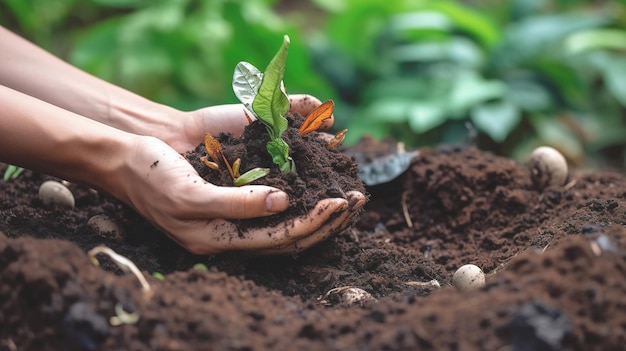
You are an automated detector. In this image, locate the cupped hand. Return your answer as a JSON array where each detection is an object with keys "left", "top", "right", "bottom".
[{"left": 123, "top": 129, "right": 364, "bottom": 255}]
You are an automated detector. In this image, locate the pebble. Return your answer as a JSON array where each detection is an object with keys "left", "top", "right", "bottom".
[
  {"left": 88, "top": 215, "right": 125, "bottom": 241},
  {"left": 38, "top": 180, "right": 75, "bottom": 209}
]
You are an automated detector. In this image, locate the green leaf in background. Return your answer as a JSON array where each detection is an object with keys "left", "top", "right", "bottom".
[
  {"left": 90, "top": 0, "right": 147, "bottom": 7},
  {"left": 565, "top": 29, "right": 626, "bottom": 54},
  {"left": 506, "top": 79, "right": 552, "bottom": 111},
  {"left": 471, "top": 100, "right": 520, "bottom": 142},
  {"left": 252, "top": 35, "right": 290, "bottom": 140},
  {"left": 407, "top": 102, "right": 447, "bottom": 133},
  {"left": 418, "top": 1, "right": 500, "bottom": 49},
  {"left": 596, "top": 53, "right": 626, "bottom": 107},
  {"left": 447, "top": 71, "right": 506, "bottom": 115},
  {"left": 496, "top": 13, "right": 609, "bottom": 67}
]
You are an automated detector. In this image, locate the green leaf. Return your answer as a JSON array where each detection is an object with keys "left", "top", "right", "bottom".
[
  {"left": 407, "top": 102, "right": 447, "bottom": 133},
  {"left": 266, "top": 139, "right": 295, "bottom": 173},
  {"left": 232, "top": 61, "right": 264, "bottom": 115},
  {"left": 601, "top": 55, "right": 626, "bottom": 107},
  {"left": 565, "top": 29, "right": 626, "bottom": 54},
  {"left": 471, "top": 100, "right": 521, "bottom": 142},
  {"left": 252, "top": 35, "right": 291, "bottom": 139},
  {"left": 448, "top": 72, "right": 506, "bottom": 115},
  {"left": 234, "top": 168, "right": 271, "bottom": 186},
  {"left": 3, "top": 165, "right": 25, "bottom": 181},
  {"left": 589, "top": 52, "right": 626, "bottom": 107}
]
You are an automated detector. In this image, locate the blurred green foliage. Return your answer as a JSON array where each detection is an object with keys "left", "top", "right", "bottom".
[
  {"left": 1, "top": 0, "right": 625, "bottom": 169},
  {"left": 0, "top": 0, "right": 333, "bottom": 109}
]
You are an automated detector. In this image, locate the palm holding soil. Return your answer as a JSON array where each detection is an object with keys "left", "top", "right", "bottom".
[{"left": 130, "top": 96, "right": 366, "bottom": 254}]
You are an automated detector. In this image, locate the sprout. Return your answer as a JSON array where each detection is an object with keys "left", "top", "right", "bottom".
[
  {"left": 452, "top": 264, "right": 485, "bottom": 291},
  {"left": 201, "top": 133, "right": 270, "bottom": 186},
  {"left": 233, "top": 35, "right": 295, "bottom": 173},
  {"left": 528, "top": 146, "right": 568, "bottom": 189},
  {"left": 3, "top": 165, "right": 24, "bottom": 181},
  {"left": 192, "top": 263, "right": 208, "bottom": 271},
  {"left": 39, "top": 180, "right": 75, "bottom": 210},
  {"left": 109, "top": 303, "right": 140, "bottom": 326},
  {"left": 152, "top": 272, "right": 165, "bottom": 280}
]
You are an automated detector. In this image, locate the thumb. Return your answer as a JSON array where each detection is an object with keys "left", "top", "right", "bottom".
[{"left": 185, "top": 183, "right": 289, "bottom": 219}]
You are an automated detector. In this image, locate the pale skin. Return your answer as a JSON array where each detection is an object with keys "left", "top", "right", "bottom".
[{"left": 0, "top": 26, "right": 365, "bottom": 254}]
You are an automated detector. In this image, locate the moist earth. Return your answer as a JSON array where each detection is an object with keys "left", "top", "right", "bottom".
[{"left": 1, "top": 139, "right": 625, "bottom": 351}]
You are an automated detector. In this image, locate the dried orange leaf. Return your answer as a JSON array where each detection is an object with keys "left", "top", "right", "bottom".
[
  {"left": 299, "top": 100, "right": 334, "bottom": 135},
  {"left": 327, "top": 129, "right": 348, "bottom": 149},
  {"left": 201, "top": 157, "right": 220, "bottom": 170},
  {"left": 203, "top": 133, "right": 224, "bottom": 165}
]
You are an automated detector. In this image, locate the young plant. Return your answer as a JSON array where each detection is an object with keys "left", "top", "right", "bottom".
[
  {"left": 231, "top": 35, "right": 348, "bottom": 173},
  {"left": 200, "top": 133, "right": 270, "bottom": 186},
  {"left": 233, "top": 35, "right": 295, "bottom": 173},
  {"left": 3, "top": 165, "right": 24, "bottom": 181}
]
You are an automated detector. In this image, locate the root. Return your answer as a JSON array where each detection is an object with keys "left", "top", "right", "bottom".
[{"left": 88, "top": 245, "right": 151, "bottom": 294}]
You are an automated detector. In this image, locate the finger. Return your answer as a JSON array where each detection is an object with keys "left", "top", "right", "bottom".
[
  {"left": 217, "top": 198, "right": 348, "bottom": 252},
  {"left": 258, "top": 207, "right": 353, "bottom": 255},
  {"left": 258, "top": 191, "right": 366, "bottom": 254},
  {"left": 288, "top": 94, "right": 334, "bottom": 131},
  {"left": 180, "top": 182, "right": 289, "bottom": 219},
  {"left": 195, "top": 104, "right": 254, "bottom": 138},
  {"left": 174, "top": 194, "right": 360, "bottom": 255}
]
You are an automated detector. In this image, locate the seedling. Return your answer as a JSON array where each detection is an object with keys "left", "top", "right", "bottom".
[
  {"left": 109, "top": 303, "right": 140, "bottom": 326},
  {"left": 200, "top": 133, "right": 270, "bottom": 186},
  {"left": 3, "top": 165, "right": 24, "bottom": 181},
  {"left": 193, "top": 263, "right": 208, "bottom": 271},
  {"left": 233, "top": 35, "right": 295, "bottom": 173}
]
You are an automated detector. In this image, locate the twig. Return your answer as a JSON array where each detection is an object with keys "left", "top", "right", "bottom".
[{"left": 401, "top": 190, "right": 413, "bottom": 228}]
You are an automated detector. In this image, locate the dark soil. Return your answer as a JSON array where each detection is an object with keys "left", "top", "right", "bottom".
[
  {"left": 186, "top": 113, "right": 366, "bottom": 230},
  {"left": 1, "top": 137, "right": 625, "bottom": 351}
]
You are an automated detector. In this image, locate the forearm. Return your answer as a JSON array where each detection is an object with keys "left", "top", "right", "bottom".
[
  {"left": 0, "top": 85, "right": 136, "bottom": 202},
  {"left": 0, "top": 26, "right": 182, "bottom": 141}
]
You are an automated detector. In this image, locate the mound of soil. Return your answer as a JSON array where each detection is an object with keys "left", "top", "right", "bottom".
[
  {"left": 1, "top": 142, "right": 625, "bottom": 351},
  {"left": 185, "top": 113, "right": 366, "bottom": 229}
]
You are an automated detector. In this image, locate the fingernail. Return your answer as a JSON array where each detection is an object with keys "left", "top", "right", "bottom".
[{"left": 266, "top": 191, "right": 289, "bottom": 213}]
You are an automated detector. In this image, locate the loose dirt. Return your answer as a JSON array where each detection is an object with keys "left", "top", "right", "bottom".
[{"left": 1, "top": 138, "right": 625, "bottom": 351}]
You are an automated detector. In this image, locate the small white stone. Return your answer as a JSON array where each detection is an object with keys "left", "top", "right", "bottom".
[
  {"left": 88, "top": 215, "right": 125, "bottom": 241},
  {"left": 341, "top": 287, "right": 375, "bottom": 305},
  {"left": 38, "top": 180, "right": 75, "bottom": 209},
  {"left": 452, "top": 264, "right": 485, "bottom": 291},
  {"left": 528, "top": 146, "right": 568, "bottom": 188},
  {"left": 318, "top": 286, "right": 376, "bottom": 306}
]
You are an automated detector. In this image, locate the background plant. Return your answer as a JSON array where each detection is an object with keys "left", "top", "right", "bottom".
[{"left": 1, "top": 0, "right": 625, "bottom": 170}]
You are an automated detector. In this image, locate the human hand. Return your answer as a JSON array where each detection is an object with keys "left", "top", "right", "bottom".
[{"left": 119, "top": 123, "right": 364, "bottom": 255}]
